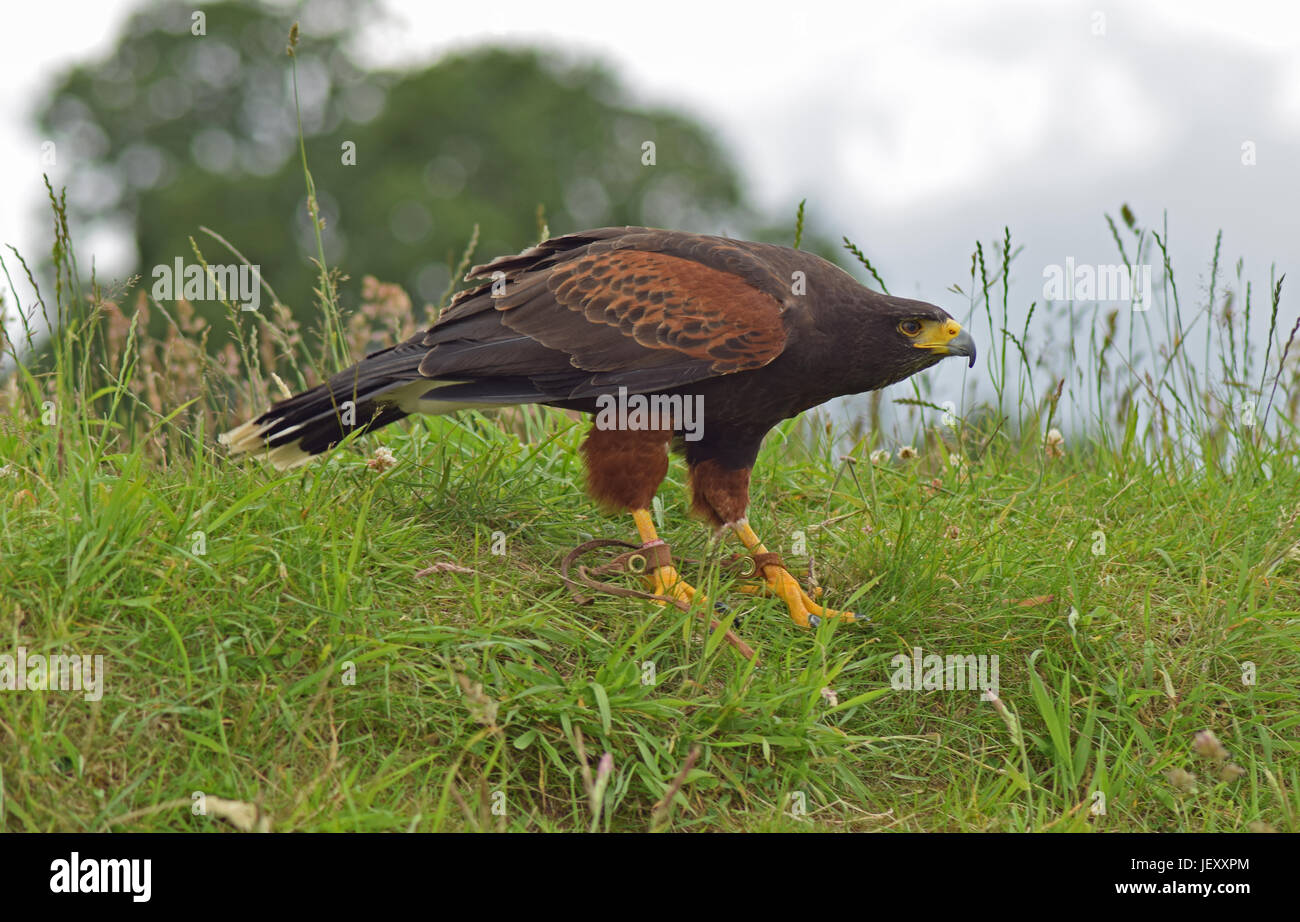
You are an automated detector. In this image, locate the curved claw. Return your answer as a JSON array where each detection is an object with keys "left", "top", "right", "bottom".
[
  {"left": 642, "top": 565, "right": 697, "bottom": 606},
  {"left": 749, "top": 566, "right": 864, "bottom": 628},
  {"left": 713, "top": 599, "right": 744, "bottom": 629},
  {"left": 809, "top": 611, "right": 870, "bottom": 628}
]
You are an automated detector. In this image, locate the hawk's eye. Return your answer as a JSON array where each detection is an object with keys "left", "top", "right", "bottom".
[{"left": 899, "top": 319, "right": 922, "bottom": 336}]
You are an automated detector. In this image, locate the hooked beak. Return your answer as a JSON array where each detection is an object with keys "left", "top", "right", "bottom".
[{"left": 913, "top": 319, "right": 977, "bottom": 368}]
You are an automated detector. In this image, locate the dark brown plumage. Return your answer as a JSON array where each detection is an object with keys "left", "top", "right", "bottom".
[{"left": 221, "top": 226, "right": 976, "bottom": 626}]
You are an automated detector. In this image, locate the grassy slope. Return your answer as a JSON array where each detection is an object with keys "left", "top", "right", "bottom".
[
  {"left": 2, "top": 127, "right": 1296, "bottom": 831},
  {"left": 2, "top": 397, "right": 1297, "bottom": 832}
]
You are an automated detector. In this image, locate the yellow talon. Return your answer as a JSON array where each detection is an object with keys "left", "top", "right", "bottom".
[
  {"left": 625, "top": 510, "right": 856, "bottom": 623},
  {"left": 644, "top": 564, "right": 696, "bottom": 605},
  {"left": 730, "top": 521, "right": 860, "bottom": 626},
  {"left": 631, "top": 508, "right": 704, "bottom": 607}
]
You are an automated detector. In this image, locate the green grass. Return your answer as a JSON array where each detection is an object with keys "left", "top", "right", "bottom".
[
  {"left": 1, "top": 376, "right": 1297, "bottom": 831},
  {"left": 1, "top": 35, "right": 1296, "bottom": 828}
]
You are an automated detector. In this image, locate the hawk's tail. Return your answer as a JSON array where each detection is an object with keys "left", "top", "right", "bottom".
[{"left": 219, "top": 343, "right": 429, "bottom": 470}]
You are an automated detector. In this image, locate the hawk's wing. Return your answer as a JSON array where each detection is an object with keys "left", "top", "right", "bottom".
[{"left": 418, "top": 228, "right": 794, "bottom": 399}]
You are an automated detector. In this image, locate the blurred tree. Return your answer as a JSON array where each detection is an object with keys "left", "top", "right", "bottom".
[{"left": 37, "top": 0, "right": 753, "bottom": 349}]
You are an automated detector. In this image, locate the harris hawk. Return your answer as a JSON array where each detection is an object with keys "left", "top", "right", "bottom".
[{"left": 220, "top": 227, "right": 975, "bottom": 627}]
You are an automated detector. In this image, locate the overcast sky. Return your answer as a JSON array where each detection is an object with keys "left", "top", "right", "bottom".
[{"left": 3, "top": 0, "right": 1296, "bottom": 431}]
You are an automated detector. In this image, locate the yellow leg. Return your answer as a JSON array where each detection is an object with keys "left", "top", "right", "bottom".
[
  {"left": 631, "top": 509, "right": 698, "bottom": 606},
  {"left": 730, "top": 521, "right": 860, "bottom": 627}
]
